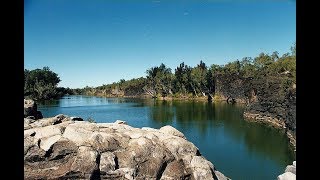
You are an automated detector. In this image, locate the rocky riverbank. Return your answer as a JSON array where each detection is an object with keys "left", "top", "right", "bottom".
[
  {"left": 243, "top": 81, "right": 296, "bottom": 152},
  {"left": 24, "top": 112, "right": 230, "bottom": 179},
  {"left": 214, "top": 73, "right": 296, "bottom": 152}
]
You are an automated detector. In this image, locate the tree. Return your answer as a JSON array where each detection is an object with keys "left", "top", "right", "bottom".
[
  {"left": 190, "top": 61, "right": 208, "bottom": 97},
  {"left": 145, "top": 63, "right": 173, "bottom": 98},
  {"left": 173, "top": 62, "right": 192, "bottom": 94},
  {"left": 240, "top": 57, "right": 256, "bottom": 78},
  {"left": 73, "top": 44, "right": 296, "bottom": 103},
  {"left": 224, "top": 60, "right": 241, "bottom": 75},
  {"left": 252, "top": 53, "right": 276, "bottom": 77},
  {"left": 119, "top": 79, "right": 126, "bottom": 90},
  {"left": 24, "top": 67, "right": 61, "bottom": 100},
  {"left": 206, "top": 68, "right": 215, "bottom": 96}
]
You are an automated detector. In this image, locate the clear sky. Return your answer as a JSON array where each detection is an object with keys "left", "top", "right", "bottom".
[{"left": 24, "top": 0, "right": 296, "bottom": 88}]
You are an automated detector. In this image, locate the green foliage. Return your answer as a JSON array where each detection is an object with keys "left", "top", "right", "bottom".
[
  {"left": 224, "top": 60, "right": 241, "bottom": 74},
  {"left": 76, "top": 43, "right": 296, "bottom": 100},
  {"left": 82, "top": 77, "right": 147, "bottom": 97},
  {"left": 145, "top": 63, "right": 173, "bottom": 97},
  {"left": 240, "top": 57, "right": 256, "bottom": 78},
  {"left": 173, "top": 62, "right": 192, "bottom": 94},
  {"left": 190, "top": 61, "right": 208, "bottom": 97},
  {"left": 24, "top": 67, "right": 65, "bottom": 100},
  {"left": 254, "top": 52, "right": 274, "bottom": 69}
]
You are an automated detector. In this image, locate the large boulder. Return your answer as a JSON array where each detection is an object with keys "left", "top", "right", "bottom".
[
  {"left": 24, "top": 99, "right": 43, "bottom": 120},
  {"left": 24, "top": 115, "right": 230, "bottom": 180},
  {"left": 24, "top": 114, "right": 77, "bottom": 130}
]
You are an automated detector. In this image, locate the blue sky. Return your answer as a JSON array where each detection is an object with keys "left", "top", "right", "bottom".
[{"left": 24, "top": 0, "right": 296, "bottom": 88}]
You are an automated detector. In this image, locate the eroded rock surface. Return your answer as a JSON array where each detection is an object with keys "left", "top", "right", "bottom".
[{"left": 24, "top": 114, "right": 230, "bottom": 180}]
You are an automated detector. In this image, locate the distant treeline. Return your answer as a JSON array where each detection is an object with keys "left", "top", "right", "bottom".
[
  {"left": 25, "top": 44, "right": 295, "bottom": 101},
  {"left": 77, "top": 43, "right": 296, "bottom": 100}
]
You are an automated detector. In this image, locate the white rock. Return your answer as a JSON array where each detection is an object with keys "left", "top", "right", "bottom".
[
  {"left": 115, "top": 120, "right": 127, "bottom": 124},
  {"left": 32, "top": 125, "right": 64, "bottom": 140},
  {"left": 70, "top": 146, "right": 98, "bottom": 176},
  {"left": 141, "top": 127, "right": 157, "bottom": 131},
  {"left": 25, "top": 114, "right": 228, "bottom": 180},
  {"left": 40, "top": 134, "right": 61, "bottom": 151},
  {"left": 277, "top": 172, "right": 296, "bottom": 180},
  {"left": 87, "top": 132, "right": 119, "bottom": 151},
  {"left": 100, "top": 152, "right": 116, "bottom": 172},
  {"left": 285, "top": 165, "right": 296, "bottom": 175},
  {"left": 190, "top": 156, "right": 214, "bottom": 170},
  {"left": 162, "top": 137, "right": 198, "bottom": 158},
  {"left": 190, "top": 156, "right": 213, "bottom": 179},
  {"left": 214, "top": 170, "right": 230, "bottom": 180},
  {"left": 123, "top": 131, "right": 143, "bottom": 139},
  {"left": 159, "top": 125, "right": 186, "bottom": 139},
  {"left": 62, "top": 123, "right": 98, "bottom": 146}
]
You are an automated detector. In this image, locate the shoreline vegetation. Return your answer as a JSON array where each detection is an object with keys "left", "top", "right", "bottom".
[
  {"left": 24, "top": 67, "right": 74, "bottom": 101},
  {"left": 25, "top": 44, "right": 296, "bottom": 153},
  {"left": 75, "top": 44, "right": 296, "bottom": 153}
]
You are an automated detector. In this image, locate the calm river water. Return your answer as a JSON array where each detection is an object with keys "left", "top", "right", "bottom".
[{"left": 38, "top": 95, "right": 294, "bottom": 180}]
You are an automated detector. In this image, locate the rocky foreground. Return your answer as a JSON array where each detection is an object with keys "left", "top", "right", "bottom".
[{"left": 24, "top": 114, "right": 229, "bottom": 180}]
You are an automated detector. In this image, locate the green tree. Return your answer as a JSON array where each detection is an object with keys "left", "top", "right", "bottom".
[
  {"left": 240, "top": 57, "right": 256, "bottom": 78},
  {"left": 224, "top": 60, "right": 241, "bottom": 75},
  {"left": 73, "top": 44, "right": 296, "bottom": 104},
  {"left": 190, "top": 61, "right": 208, "bottom": 97},
  {"left": 24, "top": 67, "right": 61, "bottom": 100},
  {"left": 145, "top": 63, "right": 173, "bottom": 97},
  {"left": 119, "top": 79, "right": 125, "bottom": 90},
  {"left": 173, "top": 62, "right": 192, "bottom": 94}
]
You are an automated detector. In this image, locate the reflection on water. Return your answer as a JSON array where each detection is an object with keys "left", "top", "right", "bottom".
[
  {"left": 38, "top": 95, "right": 294, "bottom": 180},
  {"left": 37, "top": 99, "right": 60, "bottom": 107},
  {"left": 149, "top": 100, "right": 174, "bottom": 124}
]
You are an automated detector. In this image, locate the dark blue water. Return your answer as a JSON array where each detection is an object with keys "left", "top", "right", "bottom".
[{"left": 38, "top": 95, "right": 294, "bottom": 180}]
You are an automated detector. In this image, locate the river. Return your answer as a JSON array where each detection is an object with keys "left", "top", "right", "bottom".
[{"left": 38, "top": 95, "right": 294, "bottom": 179}]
